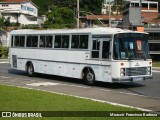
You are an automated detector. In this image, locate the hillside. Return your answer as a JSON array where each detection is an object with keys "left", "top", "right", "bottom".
[
  {"left": 32, "top": 0, "right": 51, "bottom": 15},
  {"left": 32, "top": 0, "right": 103, "bottom": 15}
]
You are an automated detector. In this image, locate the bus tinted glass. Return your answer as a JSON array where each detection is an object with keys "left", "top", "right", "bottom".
[{"left": 113, "top": 33, "right": 150, "bottom": 60}]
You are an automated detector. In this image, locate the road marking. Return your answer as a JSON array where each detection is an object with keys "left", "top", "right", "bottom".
[
  {"left": 0, "top": 76, "right": 13, "bottom": 79},
  {"left": 27, "top": 82, "right": 61, "bottom": 86},
  {"left": 0, "top": 62, "right": 9, "bottom": 64},
  {"left": 153, "top": 70, "right": 160, "bottom": 73}
]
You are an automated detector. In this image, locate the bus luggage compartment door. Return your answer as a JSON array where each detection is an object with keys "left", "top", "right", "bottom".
[{"left": 12, "top": 55, "right": 17, "bottom": 68}]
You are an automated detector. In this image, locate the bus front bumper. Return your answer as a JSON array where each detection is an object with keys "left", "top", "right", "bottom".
[{"left": 112, "top": 76, "right": 153, "bottom": 83}]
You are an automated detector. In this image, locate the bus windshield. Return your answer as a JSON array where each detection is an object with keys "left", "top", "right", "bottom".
[{"left": 113, "top": 33, "right": 150, "bottom": 60}]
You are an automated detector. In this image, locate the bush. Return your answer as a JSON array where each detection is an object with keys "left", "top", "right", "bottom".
[
  {"left": 0, "top": 46, "right": 8, "bottom": 59},
  {"left": 22, "top": 24, "right": 39, "bottom": 29}
]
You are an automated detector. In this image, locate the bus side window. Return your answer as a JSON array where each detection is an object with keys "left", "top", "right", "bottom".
[
  {"left": 14, "top": 36, "right": 25, "bottom": 47},
  {"left": 54, "top": 35, "right": 61, "bottom": 48},
  {"left": 40, "top": 36, "right": 45, "bottom": 47},
  {"left": 46, "top": 36, "right": 53, "bottom": 48},
  {"left": 11, "top": 36, "right": 14, "bottom": 47},
  {"left": 92, "top": 40, "right": 100, "bottom": 58},
  {"left": 32, "top": 36, "right": 38, "bottom": 47},
  {"left": 102, "top": 41, "right": 110, "bottom": 59},
  {"left": 26, "top": 36, "right": 38, "bottom": 47},
  {"left": 71, "top": 35, "right": 88, "bottom": 49},
  {"left": 71, "top": 35, "right": 79, "bottom": 48},
  {"left": 79, "top": 35, "right": 88, "bottom": 49},
  {"left": 62, "top": 35, "right": 69, "bottom": 48}
]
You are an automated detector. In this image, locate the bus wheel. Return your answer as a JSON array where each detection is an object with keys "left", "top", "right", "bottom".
[
  {"left": 84, "top": 69, "right": 95, "bottom": 85},
  {"left": 26, "top": 63, "right": 35, "bottom": 77}
]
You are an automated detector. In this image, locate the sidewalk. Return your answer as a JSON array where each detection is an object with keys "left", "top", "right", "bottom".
[
  {"left": 0, "top": 59, "right": 9, "bottom": 63},
  {"left": 153, "top": 67, "right": 160, "bottom": 71}
]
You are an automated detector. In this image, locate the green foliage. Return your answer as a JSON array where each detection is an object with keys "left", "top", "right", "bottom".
[
  {"left": 44, "top": 5, "right": 76, "bottom": 28},
  {"left": 32, "top": 0, "right": 103, "bottom": 16},
  {"left": 80, "top": 0, "right": 103, "bottom": 15},
  {"left": 31, "top": 0, "right": 103, "bottom": 28},
  {"left": 0, "top": 17, "right": 5, "bottom": 27},
  {"left": 22, "top": 24, "right": 39, "bottom": 29},
  {"left": 0, "top": 46, "right": 8, "bottom": 58}
]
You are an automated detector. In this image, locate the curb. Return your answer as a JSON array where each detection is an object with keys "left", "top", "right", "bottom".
[
  {"left": 153, "top": 67, "right": 160, "bottom": 71},
  {"left": 0, "top": 59, "right": 9, "bottom": 64}
]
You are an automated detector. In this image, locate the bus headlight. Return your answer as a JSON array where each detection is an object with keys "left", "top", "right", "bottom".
[
  {"left": 147, "top": 67, "right": 151, "bottom": 75},
  {"left": 120, "top": 68, "right": 125, "bottom": 76},
  {"left": 121, "top": 68, "right": 124, "bottom": 72},
  {"left": 148, "top": 67, "right": 151, "bottom": 71},
  {"left": 120, "top": 73, "right": 125, "bottom": 76}
]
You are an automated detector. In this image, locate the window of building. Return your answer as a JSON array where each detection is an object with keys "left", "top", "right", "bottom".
[
  {"left": 148, "top": 32, "right": 160, "bottom": 40},
  {"left": 2, "top": 4, "right": 9, "bottom": 7},
  {"left": 149, "top": 43, "right": 160, "bottom": 51},
  {"left": 142, "top": 3, "right": 148, "bottom": 8},
  {"left": 26, "top": 36, "right": 38, "bottom": 47},
  {"left": 150, "top": 3, "right": 157, "bottom": 8}
]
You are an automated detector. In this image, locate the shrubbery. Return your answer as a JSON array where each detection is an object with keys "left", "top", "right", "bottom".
[{"left": 0, "top": 46, "right": 8, "bottom": 59}]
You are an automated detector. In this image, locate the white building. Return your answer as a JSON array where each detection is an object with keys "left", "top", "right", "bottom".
[
  {"left": 102, "top": 0, "right": 121, "bottom": 15},
  {"left": 0, "top": 0, "right": 38, "bottom": 25}
]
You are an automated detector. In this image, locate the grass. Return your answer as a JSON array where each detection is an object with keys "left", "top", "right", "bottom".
[
  {"left": 0, "top": 84, "right": 159, "bottom": 120},
  {"left": 153, "top": 62, "right": 160, "bottom": 67}
]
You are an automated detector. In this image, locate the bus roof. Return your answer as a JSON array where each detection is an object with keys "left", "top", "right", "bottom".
[{"left": 10, "top": 27, "right": 147, "bottom": 35}]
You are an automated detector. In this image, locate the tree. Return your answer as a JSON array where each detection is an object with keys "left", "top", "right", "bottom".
[
  {"left": 80, "top": 0, "right": 103, "bottom": 15},
  {"left": 44, "top": 5, "right": 76, "bottom": 28}
]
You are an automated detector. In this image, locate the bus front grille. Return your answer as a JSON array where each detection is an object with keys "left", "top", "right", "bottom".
[{"left": 125, "top": 67, "right": 147, "bottom": 76}]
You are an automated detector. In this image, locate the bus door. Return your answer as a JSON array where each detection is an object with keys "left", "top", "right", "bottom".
[
  {"left": 91, "top": 38, "right": 111, "bottom": 59},
  {"left": 91, "top": 38, "right": 111, "bottom": 82},
  {"left": 101, "top": 39, "right": 112, "bottom": 82},
  {"left": 101, "top": 39, "right": 110, "bottom": 59}
]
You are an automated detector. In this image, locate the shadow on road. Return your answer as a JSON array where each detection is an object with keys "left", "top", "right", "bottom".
[{"left": 8, "top": 69, "right": 145, "bottom": 90}]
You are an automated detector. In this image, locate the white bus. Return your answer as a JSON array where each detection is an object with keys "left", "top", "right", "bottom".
[{"left": 9, "top": 27, "right": 152, "bottom": 85}]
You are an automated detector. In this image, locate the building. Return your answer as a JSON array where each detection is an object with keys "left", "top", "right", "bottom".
[
  {"left": 0, "top": 0, "right": 38, "bottom": 25},
  {"left": 145, "top": 28, "right": 160, "bottom": 60},
  {"left": 80, "top": 15, "right": 122, "bottom": 28},
  {"left": 0, "top": 29, "right": 9, "bottom": 46},
  {"left": 122, "top": 0, "right": 159, "bottom": 29},
  {"left": 121, "top": 0, "right": 160, "bottom": 60},
  {"left": 102, "top": 0, "right": 121, "bottom": 15}
]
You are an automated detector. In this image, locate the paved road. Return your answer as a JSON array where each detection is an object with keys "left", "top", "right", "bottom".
[{"left": 0, "top": 63, "right": 160, "bottom": 112}]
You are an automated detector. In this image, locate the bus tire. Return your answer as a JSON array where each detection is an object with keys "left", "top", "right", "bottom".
[
  {"left": 84, "top": 69, "right": 95, "bottom": 85},
  {"left": 26, "top": 62, "right": 35, "bottom": 77}
]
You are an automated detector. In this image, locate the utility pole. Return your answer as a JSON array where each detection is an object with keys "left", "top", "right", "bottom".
[
  {"left": 77, "top": 0, "right": 79, "bottom": 29},
  {"left": 139, "top": 0, "right": 142, "bottom": 7},
  {"left": 109, "top": 0, "right": 111, "bottom": 27}
]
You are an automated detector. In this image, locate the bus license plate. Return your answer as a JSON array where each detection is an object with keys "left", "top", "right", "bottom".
[{"left": 133, "top": 77, "right": 142, "bottom": 81}]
